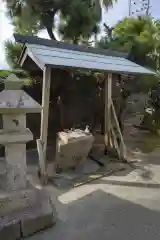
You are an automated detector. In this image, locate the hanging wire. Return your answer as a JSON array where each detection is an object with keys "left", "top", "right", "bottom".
[{"left": 129, "top": 0, "right": 151, "bottom": 17}]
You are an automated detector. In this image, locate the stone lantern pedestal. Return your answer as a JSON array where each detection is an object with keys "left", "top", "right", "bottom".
[{"left": 0, "top": 74, "right": 56, "bottom": 239}]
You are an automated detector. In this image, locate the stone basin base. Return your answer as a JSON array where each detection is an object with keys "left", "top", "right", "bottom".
[{"left": 0, "top": 188, "right": 56, "bottom": 239}]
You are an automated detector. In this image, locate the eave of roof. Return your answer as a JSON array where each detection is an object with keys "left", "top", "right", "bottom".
[
  {"left": 14, "top": 34, "right": 128, "bottom": 59},
  {"left": 14, "top": 35, "right": 155, "bottom": 76}
]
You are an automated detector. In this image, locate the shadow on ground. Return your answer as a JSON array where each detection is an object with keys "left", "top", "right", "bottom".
[
  {"left": 29, "top": 189, "right": 160, "bottom": 240},
  {"left": 27, "top": 112, "right": 160, "bottom": 240}
]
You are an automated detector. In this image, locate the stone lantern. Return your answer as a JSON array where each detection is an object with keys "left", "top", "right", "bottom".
[
  {"left": 0, "top": 74, "right": 56, "bottom": 240},
  {"left": 0, "top": 74, "right": 41, "bottom": 190}
]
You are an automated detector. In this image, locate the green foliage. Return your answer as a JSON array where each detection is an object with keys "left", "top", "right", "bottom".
[
  {"left": 5, "top": 0, "right": 41, "bottom": 68},
  {"left": 99, "top": 16, "right": 160, "bottom": 68},
  {"left": 99, "top": 16, "right": 160, "bottom": 133},
  {"left": 13, "top": 7, "right": 42, "bottom": 35},
  {"left": 5, "top": 41, "right": 23, "bottom": 68},
  {"left": 58, "top": 0, "right": 101, "bottom": 43},
  {"left": 99, "top": 16, "right": 160, "bottom": 96},
  {"left": 6, "top": 0, "right": 56, "bottom": 37},
  {"left": 6, "top": 0, "right": 43, "bottom": 35},
  {"left": 0, "top": 70, "right": 11, "bottom": 79},
  {"left": 5, "top": 0, "right": 116, "bottom": 41},
  {"left": 4, "top": 0, "right": 116, "bottom": 66},
  {"left": 136, "top": 75, "right": 159, "bottom": 93}
]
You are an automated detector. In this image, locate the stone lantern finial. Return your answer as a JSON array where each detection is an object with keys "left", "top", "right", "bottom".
[{"left": 5, "top": 73, "right": 24, "bottom": 90}]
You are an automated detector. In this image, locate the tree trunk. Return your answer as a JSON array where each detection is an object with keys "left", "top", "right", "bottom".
[
  {"left": 46, "top": 26, "right": 57, "bottom": 40},
  {"left": 43, "top": 11, "right": 57, "bottom": 40}
]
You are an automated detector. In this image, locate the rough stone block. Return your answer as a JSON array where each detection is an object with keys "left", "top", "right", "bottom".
[
  {"left": 21, "top": 213, "right": 55, "bottom": 237},
  {"left": 0, "top": 219, "right": 21, "bottom": 240},
  {"left": 0, "top": 189, "right": 37, "bottom": 216},
  {"left": 55, "top": 131, "right": 94, "bottom": 171},
  {"left": 0, "top": 188, "right": 56, "bottom": 238}
]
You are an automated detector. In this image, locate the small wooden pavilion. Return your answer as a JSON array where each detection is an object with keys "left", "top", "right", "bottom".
[{"left": 14, "top": 34, "right": 155, "bottom": 179}]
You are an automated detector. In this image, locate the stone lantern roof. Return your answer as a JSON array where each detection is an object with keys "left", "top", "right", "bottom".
[{"left": 0, "top": 74, "right": 41, "bottom": 114}]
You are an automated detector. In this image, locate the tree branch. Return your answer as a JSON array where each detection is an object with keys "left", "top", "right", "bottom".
[
  {"left": 46, "top": 25, "right": 57, "bottom": 40},
  {"left": 42, "top": 10, "right": 57, "bottom": 40}
]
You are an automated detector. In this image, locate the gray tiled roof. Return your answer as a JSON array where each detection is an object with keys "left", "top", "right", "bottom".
[
  {"left": 14, "top": 35, "right": 155, "bottom": 76},
  {"left": 14, "top": 34, "right": 128, "bottom": 58}
]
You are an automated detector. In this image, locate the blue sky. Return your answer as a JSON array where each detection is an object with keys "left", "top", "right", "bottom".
[{"left": 0, "top": 0, "right": 159, "bottom": 69}]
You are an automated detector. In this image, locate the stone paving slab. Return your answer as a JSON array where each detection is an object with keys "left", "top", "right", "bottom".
[
  {"left": 52, "top": 160, "right": 126, "bottom": 189},
  {"left": 21, "top": 212, "right": 55, "bottom": 238},
  {"left": 0, "top": 189, "right": 37, "bottom": 216},
  {"left": 52, "top": 158, "right": 100, "bottom": 188},
  {"left": 0, "top": 188, "right": 56, "bottom": 239},
  {"left": 0, "top": 219, "right": 21, "bottom": 240}
]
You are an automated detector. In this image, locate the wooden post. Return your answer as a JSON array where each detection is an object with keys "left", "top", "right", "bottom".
[
  {"left": 104, "top": 73, "right": 112, "bottom": 147},
  {"left": 40, "top": 66, "right": 51, "bottom": 163}
]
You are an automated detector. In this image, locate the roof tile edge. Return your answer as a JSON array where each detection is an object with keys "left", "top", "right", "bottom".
[{"left": 14, "top": 34, "right": 128, "bottom": 58}]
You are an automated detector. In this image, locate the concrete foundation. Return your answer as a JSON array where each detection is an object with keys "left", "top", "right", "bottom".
[{"left": 0, "top": 219, "right": 21, "bottom": 240}]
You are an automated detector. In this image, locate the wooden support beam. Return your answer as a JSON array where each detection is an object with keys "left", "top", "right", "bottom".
[
  {"left": 37, "top": 139, "right": 48, "bottom": 184},
  {"left": 110, "top": 124, "right": 121, "bottom": 158},
  {"left": 104, "top": 73, "right": 112, "bottom": 147},
  {"left": 40, "top": 66, "right": 51, "bottom": 164},
  {"left": 111, "top": 99, "right": 127, "bottom": 159}
]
